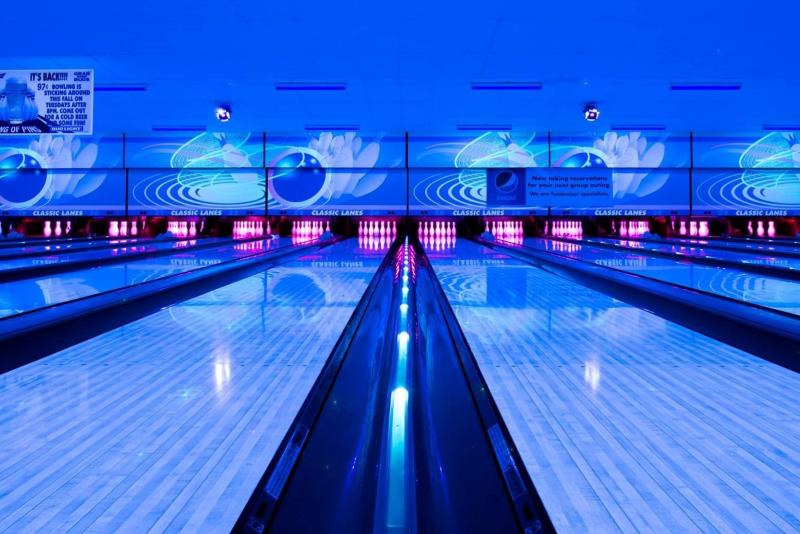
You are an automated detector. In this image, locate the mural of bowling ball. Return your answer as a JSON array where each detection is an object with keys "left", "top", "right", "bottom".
[
  {"left": 0, "top": 148, "right": 50, "bottom": 207},
  {"left": 268, "top": 147, "right": 330, "bottom": 207},
  {"left": 494, "top": 170, "right": 519, "bottom": 193},
  {"left": 555, "top": 148, "right": 609, "bottom": 168}
]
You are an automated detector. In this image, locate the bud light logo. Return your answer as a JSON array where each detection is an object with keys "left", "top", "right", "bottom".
[{"left": 487, "top": 168, "right": 525, "bottom": 206}]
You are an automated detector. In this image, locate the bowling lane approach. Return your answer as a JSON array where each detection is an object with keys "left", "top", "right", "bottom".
[
  {"left": 428, "top": 239, "right": 800, "bottom": 533},
  {"left": 0, "top": 238, "right": 383, "bottom": 532},
  {"left": 0, "top": 238, "right": 293, "bottom": 318},
  {"left": 520, "top": 237, "right": 800, "bottom": 316}
]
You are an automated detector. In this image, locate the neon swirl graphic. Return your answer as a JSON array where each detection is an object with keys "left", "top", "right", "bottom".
[
  {"left": 412, "top": 169, "right": 486, "bottom": 209},
  {"left": 697, "top": 132, "right": 800, "bottom": 210},
  {"left": 412, "top": 132, "right": 538, "bottom": 209},
  {"left": 131, "top": 132, "right": 265, "bottom": 210}
]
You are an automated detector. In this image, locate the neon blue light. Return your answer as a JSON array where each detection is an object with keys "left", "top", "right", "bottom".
[{"left": 387, "top": 386, "right": 409, "bottom": 531}]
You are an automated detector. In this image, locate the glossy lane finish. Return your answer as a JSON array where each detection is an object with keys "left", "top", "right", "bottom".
[
  {"left": 581, "top": 236, "right": 800, "bottom": 272},
  {"left": 0, "top": 237, "right": 153, "bottom": 258},
  {"left": 430, "top": 239, "right": 800, "bottom": 533},
  {"left": 0, "top": 239, "right": 382, "bottom": 532},
  {"left": 522, "top": 238, "right": 800, "bottom": 316},
  {"left": 0, "top": 238, "right": 230, "bottom": 272},
  {"left": 0, "top": 238, "right": 286, "bottom": 319}
]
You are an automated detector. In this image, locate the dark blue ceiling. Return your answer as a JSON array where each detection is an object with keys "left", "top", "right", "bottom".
[{"left": 5, "top": 0, "right": 799, "bottom": 133}]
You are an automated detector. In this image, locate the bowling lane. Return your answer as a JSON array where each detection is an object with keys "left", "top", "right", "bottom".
[
  {"left": 0, "top": 238, "right": 292, "bottom": 319},
  {"left": 0, "top": 237, "right": 154, "bottom": 258},
  {"left": 634, "top": 235, "right": 800, "bottom": 257},
  {"left": 519, "top": 238, "right": 800, "bottom": 316},
  {"left": 0, "top": 237, "right": 230, "bottom": 273},
  {"left": 579, "top": 236, "right": 800, "bottom": 271},
  {"left": 429, "top": 239, "right": 800, "bottom": 533},
  {"left": 0, "top": 238, "right": 382, "bottom": 532}
]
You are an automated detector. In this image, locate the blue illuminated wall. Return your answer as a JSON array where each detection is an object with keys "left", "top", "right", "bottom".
[
  {"left": 693, "top": 132, "right": 800, "bottom": 216},
  {"left": 0, "top": 134, "right": 124, "bottom": 215},
  {"left": 1, "top": 130, "right": 798, "bottom": 216},
  {"left": 410, "top": 131, "right": 691, "bottom": 216},
  {"left": 267, "top": 132, "right": 406, "bottom": 216}
]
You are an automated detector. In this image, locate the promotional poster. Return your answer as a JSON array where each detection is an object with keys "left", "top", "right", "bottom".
[{"left": 0, "top": 69, "right": 93, "bottom": 135}]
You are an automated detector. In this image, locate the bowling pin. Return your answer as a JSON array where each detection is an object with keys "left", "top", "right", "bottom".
[
  {"left": 131, "top": 220, "right": 138, "bottom": 236},
  {"left": 44, "top": 220, "right": 52, "bottom": 237},
  {"left": 747, "top": 220, "right": 753, "bottom": 235},
  {"left": 109, "top": 220, "right": 119, "bottom": 237},
  {"left": 120, "top": 220, "right": 128, "bottom": 237},
  {"left": 767, "top": 220, "right": 776, "bottom": 238},
  {"left": 757, "top": 220, "right": 765, "bottom": 237},
  {"left": 689, "top": 220, "right": 697, "bottom": 237},
  {"left": 189, "top": 221, "right": 197, "bottom": 237},
  {"left": 55, "top": 220, "right": 62, "bottom": 237},
  {"left": 679, "top": 220, "right": 687, "bottom": 236},
  {"left": 65, "top": 220, "right": 72, "bottom": 235}
]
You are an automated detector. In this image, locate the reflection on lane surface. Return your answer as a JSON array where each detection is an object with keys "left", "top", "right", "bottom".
[
  {"left": 0, "top": 238, "right": 289, "bottom": 319},
  {"left": 0, "top": 237, "right": 155, "bottom": 258},
  {"left": 520, "top": 238, "right": 800, "bottom": 316},
  {"left": 661, "top": 236, "right": 800, "bottom": 256},
  {"left": 0, "top": 239, "right": 382, "bottom": 533},
  {"left": 0, "top": 237, "right": 231, "bottom": 272},
  {"left": 579, "top": 236, "right": 800, "bottom": 271},
  {"left": 430, "top": 239, "right": 800, "bottom": 533}
]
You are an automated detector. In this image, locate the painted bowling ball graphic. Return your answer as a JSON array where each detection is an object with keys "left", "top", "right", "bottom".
[
  {"left": 268, "top": 148, "right": 330, "bottom": 208},
  {"left": 0, "top": 148, "right": 50, "bottom": 207},
  {"left": 494, "top": 170, "right": 519, "bottom": 193},
  {"left": 555, "top": 147, "right": 609, "bottom": 168}
]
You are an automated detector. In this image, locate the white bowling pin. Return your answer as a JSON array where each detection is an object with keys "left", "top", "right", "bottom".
[
  {"left": 43, "top": 220, "right": 52, "bottom": 237},
  {"left": 747, "top": 220, "right": 753, "bottom": 235},
  {"left": 65, "top": 220, "right": 71, "bottom": 235},
  {"left": 131, "top": 220, "right": 138, "bottom": 236},
  {"left": 120, "top": 220, "right": 128, "bottom": 237},
  {"left": 54, "top": 220, "right": 62, "bottom": 237},
  {"left": 679, "top": 220, "right": 687, "bottom": 236},
  {"left": 757, "top": 220, "right": 765, "bottom": 237},
  {"left": 767, "top": 220, "right": 776, "bottom": 238}
]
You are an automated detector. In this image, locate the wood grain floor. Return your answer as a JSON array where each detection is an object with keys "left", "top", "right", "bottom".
[
  {"left": 432, "top": 240, "right": 800, "bottom": 533},
  {"left": 0, "top": 240, "right": 378, "bottom": 533}
]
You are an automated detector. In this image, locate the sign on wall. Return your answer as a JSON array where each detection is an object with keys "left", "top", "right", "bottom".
[{"left": 0, "top": 69, "right": 93, "bottom": 135}]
